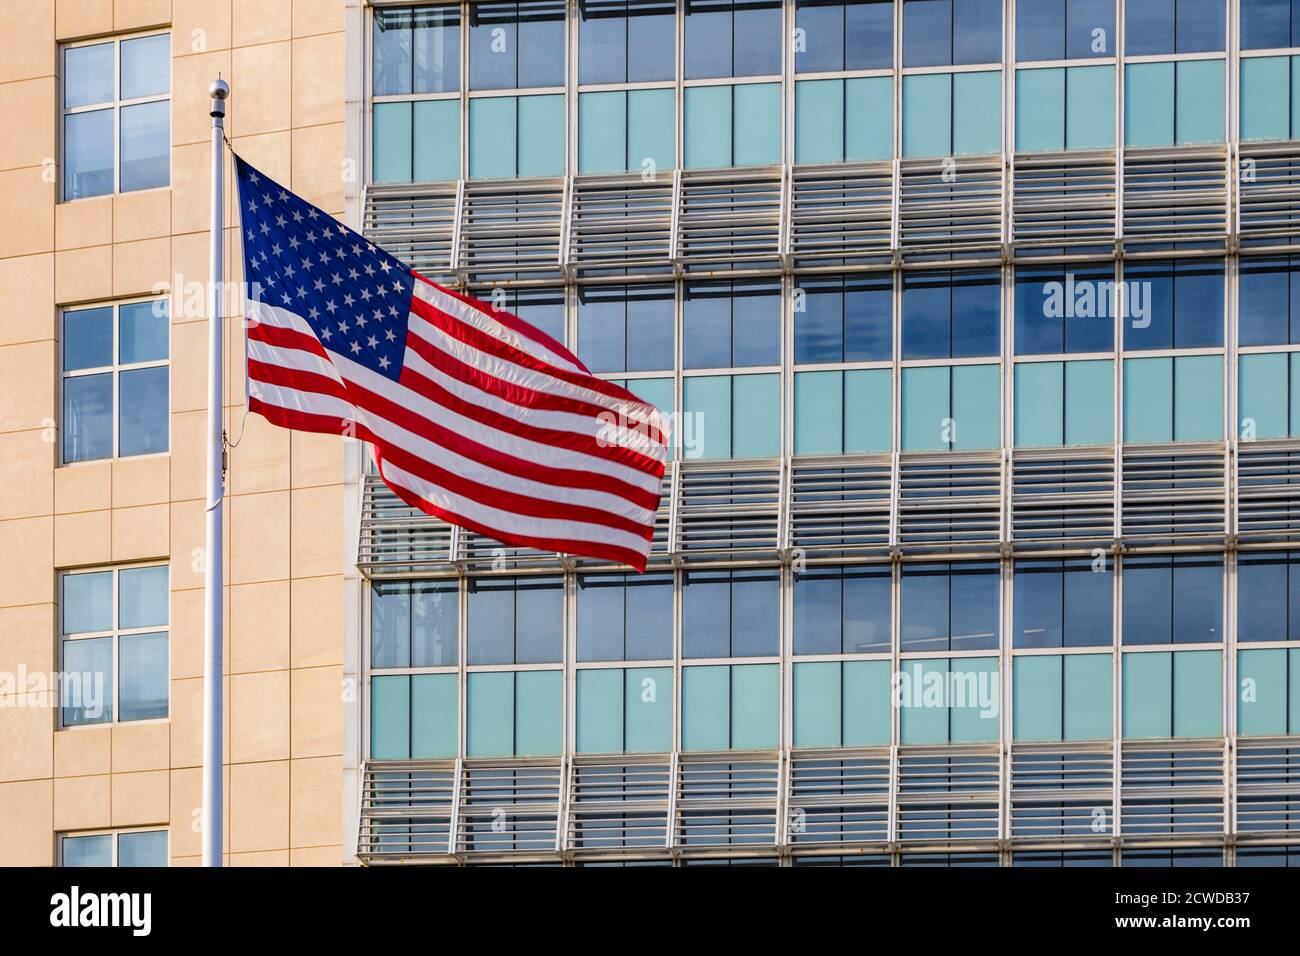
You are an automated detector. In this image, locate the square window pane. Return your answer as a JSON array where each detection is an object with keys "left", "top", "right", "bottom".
[
  {"left": 120, "top": 34, "right": 170, "bottom": 100},
  {"left": 62, "top": 834, "right": 113, "bottom": 867},
  {"left": 373, "top": 9, "right": 414, "bottom": 95},
  {"left": 731, "top": 569, "right": 779, "bottom": 656},
  {"left": 120, "top": 100, "right": 170, "bottom": 192},
  {"left": 1014, "top": 563, "right": 1064, "bottom": 648},
  {"left": 371, "top": 581, "right": 411, "bottom": 668},
  {"left": 683, "top": 571, "right": 730, "bottom": 657},
  {"left": 901, "top": 564, "right": 949, "bottom": 651},
  {"left": 1017, "top": 0, "right": 1066, "bottom": 62},
  {"left": 628, "top": 3, "right": 676, "bottom": 81},
  {"left": 685, "top": 1, "right": 734, "bottom": 78},
  {"left": 904, "top": 0, "right": 953, "bottom": 67},
  {"left": 62, "top": 636, "right": 114, "bottom": 725},
  {"left": 64, "top": 108, "right": 115, "bottom": 200},
  {"left": 117, "top": 830, "right": 167, "bottom": 867},
  {"left": 64, "top": 571, "right": 113, "bottom": 634},
  {"left": 1241, "top": 0, "right": 1292, "bottom": 50},
  {"left": 796, "top": 1, "right": 845, "bottom": 73},
  {"left": 119, "top": 366, "right": 168, "bottom": 456},
  {"left": 578, "top": 574, "right": 626, "bottom": 661},
  {"left": 515, "top": 576, "right": 563, "bottom": 663},
  {"left": 65, "top": 42, "right": 115, "bottom": 108},
  {"left": 843, "top": 567, "right": 891, "bottom": 652},
  {"left": 119, "top": 631, "right": 168, "bottom": 721},
  {"left": 846, "top": 0, "right": 894, "bottom": 69},
  {"left": 953, "top": 0, "right": 1001, "bottom": 64},
  {"left": 119, "top": 565, "right": 168, "bottom": 629},
  {"left": 734, "top": 2, "right": 782, "bottom": 76},
  {"left": 626, "top": 286, "right": 674, "bottom": 372},
  {"left": 1067, "top": 0, "right": 1115, "bottom": 58},
  {"left": 625, "top": 573, "right": 673, "bottom": 660},
  {"left": 578, "top": 288, "right": 626, "bottom": 372},
  {"left": 1125, "top": 0, "right": 1175, "bottom": 55},
  {"left": 413, "top": 7, "right": 461, "bottom": 94},
  {"left": 411, "top": 582, "right": 458, "bottom": 668},
  {"left": 1175, "top": 0, "right": 1224, "bottom": 53},
  {"left": 794, "top": 570, "right": 842, "bottom": 655},
  {"left": 468, "top": 577, "right": 515, "bottom": 664},
  {"left": 580, "top": 3, "right": 627, "bottom": 84},
  {"left": 64, "top": 306, "right": 114, "bottom": 371},
  {"left": 845, "top": 275, "right": 893, "bottom": 360},
  {"left": 518, "top": 2, "right": 566, "bottom": 87},
  {"left": 470, "top": 6, "right": 518, "bottom": 90},
  {"left": 119, "top": 300, "right": 168, "bottom": 364},
  {"left": 63, "top": 372, "right": 113, "bottom": 463}
]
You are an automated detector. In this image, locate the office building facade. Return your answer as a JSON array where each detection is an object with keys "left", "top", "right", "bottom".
[{"left": 4, "top": 0, "right": 1300, "bottom": 868}]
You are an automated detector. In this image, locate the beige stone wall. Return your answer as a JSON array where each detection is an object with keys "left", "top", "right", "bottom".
[{"left": 0, "top": 0, "right": 348, "bottom": 866}]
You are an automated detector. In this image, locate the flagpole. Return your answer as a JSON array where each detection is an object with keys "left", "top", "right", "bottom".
[{"left": 202, "top": 77, "right": 229, "bottom": 868}]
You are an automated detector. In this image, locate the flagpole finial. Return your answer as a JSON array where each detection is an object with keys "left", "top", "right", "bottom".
[{"left": 209, "top": 78, "right": 229, "bottom": 119}]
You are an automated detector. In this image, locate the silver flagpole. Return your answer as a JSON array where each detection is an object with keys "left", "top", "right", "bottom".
[{"left": 202, "top": 77, "right": 229, "bottom": 868}]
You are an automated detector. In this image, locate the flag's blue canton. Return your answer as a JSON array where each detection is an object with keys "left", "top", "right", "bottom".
[{"left": 235, "top": 157, "right": 414, "bottom": 383}]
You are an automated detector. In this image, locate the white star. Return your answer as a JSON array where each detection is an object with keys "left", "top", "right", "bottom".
[
  {"left": 275, "top": 214, "right": 287, "bottom": 228},
  {"left": 343, "top": 293, "right": 355, "bottom": 307},
  {"left": 360, "top": 288, "right": 372, "bottom": 303},
  {"left": 325, "top": 300, "right": 337, "bottom": 314},
  {"left": 350, "top": 340, "right": 362, "bottom": 354},
  {"left": 384, "top": 328, "right": 396, "bottom": 342},
  {"left": 308, "top": 307, "right": 320, "bottom": 320},
  {"left": 331, "top": 273, "right": 343, "bottom": 285},
  {"left": 288, "top": 236, "right": 300, "bottom": 250},
  {"left": 379, "top": 259, "right": 392, "bottom": 274},
  {"left": 367, "top": 335, "right": 378, "bottom": 348},
  {"left": 319, "top": 326, "right": 331, "bottom": 340},
  {"left": 259, "top": 221, "right": 270, "bottom": 234},
  {"left": 378, "top": 356, "right": 391, "bottom": 370},
  {"left": 249, "top": 171, "right": 260, "bottom": 184},
  {"left": 313, "top": 278, "right": 325, "bottom": 292},
  {"left": 364, "top": 264, "right": 375, "bottom": 277},
  {"left": 292, "top": 209, "right": 303, "bottom": 223}
]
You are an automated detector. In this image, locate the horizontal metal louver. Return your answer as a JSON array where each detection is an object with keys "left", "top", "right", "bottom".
[
  {"left": 1120, "top": 146, "right": 1229, "bottom": 252},
  {"left": 563, "top": 755, "right": 673, "bottom": 852},
  {"left": 1009, "top": 744, "right": 1115, "bottom": 842},
  {"left": 1237, "top": 441, "right": 1300, "bottom": 541},
  {"left": 1119, "top": 741, "right": 1225, "bottom": 839},
  {"left": 674, "top": 167, "right": 782, "bottom": 271},
  {"left": 788, "top": 455, "right": 892, "bottom": 558},
  {"left": 1011, "top": 149, "right": 1117, "bottom": 252},
  {"left": 897, "top": 453, "right": 1002, "bottom": 551},
  {"left": 788, "top": 162, "right": 894, "bottom": 269},
  {"left": 786, "top": 748, "right": 891, "bottom": 846},
  {"left": 453, "top": 760, "right": 564, "bottom": 856},
  {"left": 1011, "top": 448, "right": 1116, "bottom": 548},
  {"left": 357, "top": 473, "right": 456, "bottom": 575},
  {"left": 673, "top": 753, "right": 781, "bottom": 849},
  {"left": 565, "top": 173, "right": 674, "bottom": 276},
  {"left": 457, "top": 178, "right": 565, "bottom": 283},
  {"left": 674, "top": 460, "right": 781, "bottom": 559},
  {"left": 1238, "top": 142, "right": 1300, "bottom": 249},
  {"left": 895, "top": 746, "right": 1001, "bottom": 843},
  {"left": 1120, "top": 443, "right": 1226, "bottom": 543},
  {"left": 1235, "top": 738, "right": 1300, "bottom": 835},
  {"left": 358, "top": 762, "right": 458, "bottom": 861},
  {"left": 362, "top": 182, "right": 458, "bottom": 281},
  {"left": 897, "top": 155, "right": 1003, "bottom": 264}
]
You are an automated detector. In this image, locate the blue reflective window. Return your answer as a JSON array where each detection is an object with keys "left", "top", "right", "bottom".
[
  {"left": 470, "top": 0, "right": 565, "bottom": 90},
  {"left": 903, "top": 0, "right": 1001, "bottom": 67},
  {"left": 118, "top": 366, "right": 168, "bottom": 457},
  {"left": 1241, "top": 0, "right": 1300, "bottom": 49},
  {"left": 685, "top": 0, "right": 782, "bottom": 79},
  {"left": 1122, "top": 259, "right": 1224, "bottom": 351},
  {"left": 1013, "top": 559, "right": 1113, "bottom": 648},
  {"left": 577, "top": 572, "right": 674, "bottom": 661},
  {"left": 683, "top": 569, "right": 780, "bottom": 657},
  {"left": 116, "top": 830, "right": 167, "bottom": 867},
  {"left": 61, "top": 834, "right": 113, "bottom": 867},
  {"left": 793, "top": 565, "right": 892, "bottom": 654},
  {"left": 1014, "top": 264, "right": 1116, "bottom": 355},
  {"left": 62, "top": 34, "right": 170, "bottom": 199},
  {"left": 375, "top": 6, "right": 461, "bottom": 94},
  {"left": 1240, "top": 256, "right": 1300, "bottom": 346},
  {"left": 1126, "top": 0, "right": 1224, "bottom": 55},
  {"left": 683, "top": 279, "right": 781, "bottom": 368},
  {"left": 63, "top": 300, "right": 169, "bottom": 462},
  {"left": 371, "top": 580, "right": 459, "bottom": 668},
  {"left": 1016, "top": 0, "right": 1116, "bottom": 61},
  {"left": 1122, "top": 555, "right": 1223, "bottom": 645},
  {"left": 900, "top": 562, "right": 999, "bottom": 652},
  {"left": 579, "top": 0, "right": 675, "bottom": 83},
  {"left": 578, "top": 284, "right": 674, "bottom": 373},
  {"left": 508, "top": 287, "right": 565, "bottom": 345},
  {"left": 468, "top": 576, "right": 563, "bottom": 664},
  {"left": 902, "top": 270, "right": 1000, "bottom": 359},
  {"left": 794, "top": 274, "right": 892, "bottom": 364},
  {"left": 1238, "top": 552, "right": 1300, "bottom": 642},
  {"left": 796, "top": 0, "right": 894, "bottom": 72},
  {"left": 64, "top": 108, "right": 114, "bottom": 200},
  {"left": 120, "top": 34, "right": 169, "bottom": 100}
]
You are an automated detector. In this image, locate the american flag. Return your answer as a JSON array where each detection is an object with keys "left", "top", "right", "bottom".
[{"left": 233, "top": 156, "right": 669, "bottom": 571}]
